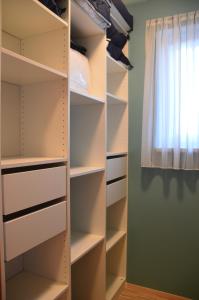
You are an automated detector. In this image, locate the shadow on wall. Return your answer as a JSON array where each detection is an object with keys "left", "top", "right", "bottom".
[{"left": 141, "top": 167, "right": 199, "bottom": 201}]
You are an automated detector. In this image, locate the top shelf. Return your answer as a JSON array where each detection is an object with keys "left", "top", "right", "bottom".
[
  {"left": 2, "top": 0, "right": 68, "bottom": 39},
  {"left": 71, "top": 1, "right": 104, "bottom": 38},
  {"left": 107, "top": 55, "right": 127, "bottom": 74}
]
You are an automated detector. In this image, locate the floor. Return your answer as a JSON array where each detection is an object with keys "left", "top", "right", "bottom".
[{"left": 118, "top": 283, "right": 191, "bottom": 300}]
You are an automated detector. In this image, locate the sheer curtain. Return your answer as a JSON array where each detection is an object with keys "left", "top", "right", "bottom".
[{"left": 141, "top": 11, "right": 199, "bottom": 170}]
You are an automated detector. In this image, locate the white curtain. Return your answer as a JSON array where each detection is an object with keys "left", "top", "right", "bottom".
[{"left": 141, "top": 11, "right": 199, "bottom": 170}]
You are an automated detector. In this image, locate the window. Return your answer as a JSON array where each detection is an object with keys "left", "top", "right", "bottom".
[{"left": 141, "top": 11, "right": 199, "bottom": 170}]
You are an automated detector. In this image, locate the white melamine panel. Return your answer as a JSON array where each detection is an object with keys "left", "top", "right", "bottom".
[
  {"left": 107, "top": 93, "right": 127, "bottom": 105},
  {"left": 70, "top": 166, "right": 104, "bottom": 178},
  {"left": 107, "top": 157, "right": 127, "bottom": 182},
  {"left": 107, "top": 151, "right": 128, "bottom": 158},
  {"left": 1, "top": 157, "right": 66, "bottom": 169},
  {"left": 70, "top": 89, "right": 104, "bottom": 105},
  {"left": 2, "top": 0, "right": 67, "bottom": 39},
  {"left": 71, "top": 173, "right": 105, "bottom": 236},
  {"left": 2, "top": 32, "right": 21, "bottom": 54},
  {"left": 106, "top": 230, "right": 126, "bottom": 252},
  {"left": 107, "top": 105, "right": 128, "bottom": 153},
  {"left": 22, "top": 28, "right": 68, "bottom": 73},
  {"left": 71, "top": 105, "right": 105, "bottom": 167},
  {"left": 1, "top": 48, "right": 67, "bottom": 85},
  {"left": 1, "top": 82, "right": 21, "bottom": 158},
  {"left": 106, "top": 274, "right": 125, "bottom": 300},
  {"left": 72, "top": 242, "right": 105, "bottom": 300},
  {"left": 6, "top": 271, "right": 68, "bottom": 300},
  {"left": 5, "top": 256, "right": 23, "bottom": 280},
  {"left": 107, "top": 179, "right": 127, "bottom": 207},
  {"left": 3, "top": 166, "right": 66, "bottom": 215},
  {"left": 71, "top": 231, "right": 104, "bottom": 265},
  {"left": 107, "top": 55, "right": 127, "bottom": 74},
  {"left": 4, "top": 202, "right": 66, "bottom": 261},
  {"left": 71, "top": 2, "right": 103, "bottom": 38},
  {"left": 107, "top": 72, "right": 128, "bottom": 102},
  {"left": 24, "top": 232, "right": 69, "bottom": 283},
  {"left": 77, "top": 35, "right": 106, "bottom": 99},
  {"left": 22, "top": 80, "right": 67, "bottom": 159},
  {"left": 107, "top": 199, "right": 127, "bottom": 233}
]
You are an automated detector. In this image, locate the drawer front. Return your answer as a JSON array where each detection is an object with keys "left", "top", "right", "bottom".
[
  {"left": 4, "top": 201, "right": 66, "bottom": 261},
  {"left": 3, "top": 166, "right": 66, "bottom": 215},
  {"left": 107, "top": 178, "right": 127, "bottom": 207},
  {"left": 107, "top": 157, "right": 127, "bottom": 181}
]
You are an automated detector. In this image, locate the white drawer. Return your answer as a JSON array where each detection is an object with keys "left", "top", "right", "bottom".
[
  {"left": 4, "top": 201, "right": 66, "bottom": 261},
  {"left": 3, "top": 166, "right": 66, "bottom": 215},
  {"left": 107, "top": 178, "right": 127, "bottom": 207},
  {"left": 107, "top": 156, "right": 127, "bottom": 181}
]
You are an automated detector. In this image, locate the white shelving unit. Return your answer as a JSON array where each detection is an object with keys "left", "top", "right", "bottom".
[{"left": 0, "top": 1, "right": 129, "bottom": 300}]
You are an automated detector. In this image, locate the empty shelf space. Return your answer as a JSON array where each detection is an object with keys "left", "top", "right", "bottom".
[
  {"left": 71, "top": 231, "right": 104, "bottom": 264},
  {"left": 1, "top": 156, "right": 66, "bottom": 169},
  {"left": 70, "top": 166, "right": 105, "bottom": 178},
  {"left": 1, "top": 47, "right": 67, "bottom": 85},
  {"left": 107, "top": 93, "right": 127, "bottom": 105},
  {"left": 106, "top": 230, "right": 126, "bottom": 252},
  {"left": 106, "top": 274, "right": 125, "bottom": 300},
  {"left": 71, "top": 1, "right": 104, "bottom": 38},
  {"left": 2, "top": 0, "right": 68, "bottom": 39},
  {"left": 6, "top": 271, "right": 68, "bottom": 300},
  {"left": 107, "top": 151, "right": 128, "bottom": 158},
  {"left": 107, "top": 54, "right": 127, "bottom": 74},
  {"left": 70, "top": 89, "right": 105, "bottom": 105}
]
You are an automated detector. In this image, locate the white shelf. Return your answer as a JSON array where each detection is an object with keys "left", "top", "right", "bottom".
[
  {"left": 71, "top": 1, "right": 104, "bottom": 38},
  {"left": 6, "top": 271, "right": 68, "bottom": 300},
  {"left": 71, "top": 231, "right": 104, "bottom": 264},
  {"left": 106, "top": 230, "right": 126, "bottom": 252},
  {"left": 107, "top": 54, "right": 127, "bottom": 74},
  {"left": 70, "top": 166, "right": 105, "bottom": 178},
  {"left": 1, "top": 47, "right": 67, "bottom": 85},
  {"left": 2, "top": 0, "right": 68, "bottom": 39},
  {"left": 107, "top": 93, "right": 127, "bottom": 105},
  {"left": 1, "top": 156, "right": 66, "bottom": 169},
  {"left": 106, "top": 274, "right": 125, "bottom": 300},
  {"left": 107, "top": 151, "right": 128, "bottom": 158},
  {"left": 70, "top": 89, "right": 105, "bottom": 105}
]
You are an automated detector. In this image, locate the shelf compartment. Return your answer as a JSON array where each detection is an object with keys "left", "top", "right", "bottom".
[
  {"left": 71, "top": 1, "right": 104, "bottom": 38},
  {"left": 3, "top": 166, "right": 66, "bottom": 215},
  {"left": 6, "top": 271, "right": 68, "bottom": 300},
  {"left": 71, "top": 231, "right": 104, "bottom": 264},
  {"left": 2, "top": 0, "right": 68, "bottom": 39},
  {"left": 107, "top": 152, "right": 127, "bottom": 158},
  {"left": 1, "top": 47, "right": 67, "bottom": 85},
  {"left": 70, "top": 166, "right": 105, "bottom": 178},
  {"left": 107, "top": 55, "right": 127, "bottom": 74},
  {"left": 70, "top": 89, "right": 105, "bottom": 105},
  {"left": 1, "top": 157, "right": 66, "bottom": 170},
  {"left": 106, "top": 230, "right": 126, "bottom": 252},
  {"left": 4, "top": 202, "right": 66, "bottom": 261},
  {"left": 107, "top": 93, "right": 127, "bottom": 105},
  {"left": 106, "top": 274, "right": 125, "bottom": 300}
]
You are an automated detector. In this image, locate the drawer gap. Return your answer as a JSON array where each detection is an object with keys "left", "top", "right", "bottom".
[
  {"left": 107, "top": 176, "right": 126, "bottom": 185},
  {"left": 2, "top": 162, "right": 66, "bottom": 175},
  {"left": 107, "top": 154, "right": 127, "bottom": 160},
  {"left": 3, "top": 198, "right": 65, "bottom": 222}
]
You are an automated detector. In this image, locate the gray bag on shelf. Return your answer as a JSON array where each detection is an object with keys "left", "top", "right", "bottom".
[{"left": 74, "top": 0, "right": 111, "bottom": 30}]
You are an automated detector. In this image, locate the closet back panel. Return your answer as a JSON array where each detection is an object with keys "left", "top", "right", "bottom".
[
  {"left": 70, "top": 105, "right": 105, "bottom": 167},
  {"left": 75, "top": 34, "right": 106, "bottom": 99},
  {"left": 107, "top": 105, "right": 128, "bottom": 153},
  {"left": 1, "top": 82, "right": 21, "bottom": 157},
  {"left": 71, "top": 173, "right": 105, "bottom": 236}
]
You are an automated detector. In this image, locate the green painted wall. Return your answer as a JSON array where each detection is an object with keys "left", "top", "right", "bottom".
[{"left": 127, "top": 1, "right": 199, "bottom": 299}]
